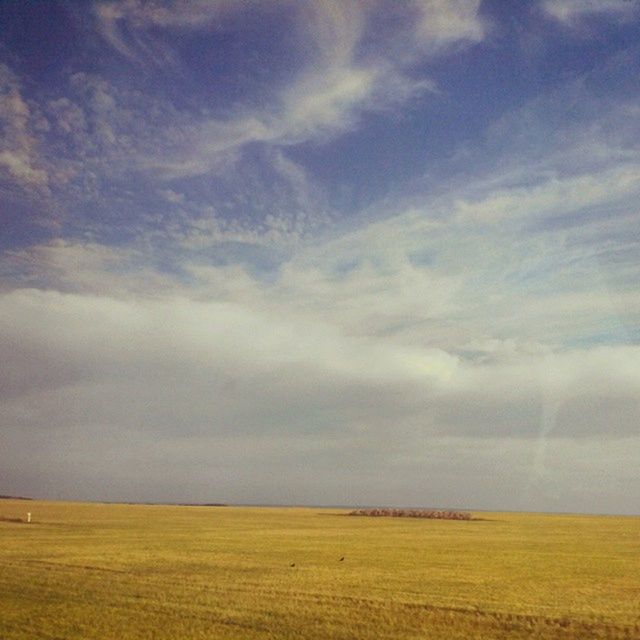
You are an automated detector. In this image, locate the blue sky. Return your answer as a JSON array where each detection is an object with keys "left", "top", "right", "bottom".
[{"left": 1, "top": 0, "right": 639, "bottom": 513}]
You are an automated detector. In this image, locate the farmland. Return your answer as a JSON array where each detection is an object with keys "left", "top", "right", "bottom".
[{"left": 0, "top": 499, "right": 638, "bottom": 639}]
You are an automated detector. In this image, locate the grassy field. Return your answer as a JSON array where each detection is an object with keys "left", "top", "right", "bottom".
[{"left": 0, "top": 500, "right": 638, "bottom": 639}]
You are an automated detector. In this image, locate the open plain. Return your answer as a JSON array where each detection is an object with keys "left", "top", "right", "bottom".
[{"left": 0, "top": 499, "right": 638, "bottom": 639}]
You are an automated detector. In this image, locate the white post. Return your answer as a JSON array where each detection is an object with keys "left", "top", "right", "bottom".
[{"left": 27, "top": 512, "right": 31, "bottom": 524}]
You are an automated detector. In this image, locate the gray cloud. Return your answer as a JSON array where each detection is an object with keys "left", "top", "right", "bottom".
[{"left": 1, "top": 288, "right": 638, "bottom": 489}]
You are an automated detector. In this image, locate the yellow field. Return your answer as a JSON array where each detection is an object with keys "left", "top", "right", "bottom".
[{"left": 0, "top": 500, "right": 638, "bottom": 639}]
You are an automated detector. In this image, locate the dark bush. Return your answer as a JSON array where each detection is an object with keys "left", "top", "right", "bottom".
[{"left": 348, "top": 508, "right": 472, "bottom": 520}]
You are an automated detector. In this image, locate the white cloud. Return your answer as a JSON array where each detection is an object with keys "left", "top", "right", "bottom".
[
  {"left": 413, "top": 0, "right": 485, "bottom": 52},
  {"left": 0, "top": 240, "right": 174, "bottom": 296},
  {"left": 542, "top": 0, "right": 638, "bottom": 23},
  {"left": 97, "top": 0, "right": 244, "bottom": 30},
  {"left": 0, "top": 64, "right": 49, "bottom": 189},
  {"left": 95, "top": 0, "right": 252, "bottom": 65},
  {"left": 0, "top": 151, "right": 48, "bottom": 185},
  {"left": 281, "top": 67, "right": 376, "bottom": 138},
  {"left": 159, "top": 188, "right": 185, "bottom": 204},
  {"left": 94, "top": 0, "right": 478, "bottom": 179},
  {"left": 453, "top": 164, "right": 640, "bottom": 224}
]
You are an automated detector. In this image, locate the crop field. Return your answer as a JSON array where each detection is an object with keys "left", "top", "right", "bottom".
[{"left": 0, "top": 500, "right": 638, "bottom": 639}]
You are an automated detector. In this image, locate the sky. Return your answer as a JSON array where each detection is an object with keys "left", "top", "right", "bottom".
[{"left": 0, "top": 0, "right": 639, "bottom": 514}]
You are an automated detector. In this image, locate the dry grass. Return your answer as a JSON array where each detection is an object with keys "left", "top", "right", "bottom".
[{"left": 1, "top": 499, "right": 639, "bottom": 639}]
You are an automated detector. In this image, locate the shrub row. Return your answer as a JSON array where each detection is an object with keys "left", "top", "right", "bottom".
[{"left": 348, "top": 508, "right": 472, "bottom": 520}]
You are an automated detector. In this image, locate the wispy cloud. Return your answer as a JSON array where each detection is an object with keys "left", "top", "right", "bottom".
[
  {"left": 95, "top": 0, "right": 252, "bottom": 66},
  {"left": 0, "top": 65, "right": 49, "bottom": 190},
  {"left": 95, "top": 0, "right": 476, "bottom": 179},
  {"left": 542, "top": 0, "right": 638, "bottom": 24}
]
